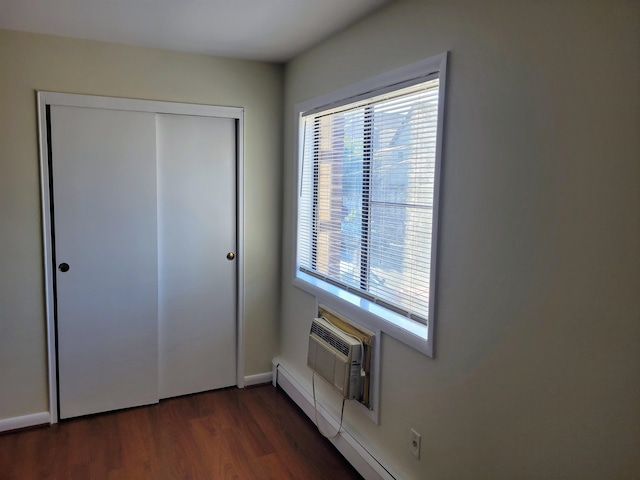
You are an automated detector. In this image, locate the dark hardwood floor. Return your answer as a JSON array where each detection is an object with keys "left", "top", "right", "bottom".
[{"left": 0, "top": 385, "right": 363, "bottom": 480}]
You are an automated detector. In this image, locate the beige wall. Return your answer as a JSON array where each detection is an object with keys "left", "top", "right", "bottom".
[
  {"left": 281, "top": 1, "right": 640, "bottom": 479},
  {"left": 0, "top": 29, "right": 283, "bottom": 419}
]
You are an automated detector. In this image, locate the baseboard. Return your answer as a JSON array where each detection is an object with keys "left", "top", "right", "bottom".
[
  {"left": 244, "top": 371, "right": 273, "bottom": 387},
  {"left": 272, "top": 357, "right": 396, "bottom": 480},
  {"left": 0, "top": 412, "right": 51, "bottom": 433}
]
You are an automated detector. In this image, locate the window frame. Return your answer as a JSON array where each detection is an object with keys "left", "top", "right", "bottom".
[{"left": 293, "top": 52, "right": 448, "bottom": 357}]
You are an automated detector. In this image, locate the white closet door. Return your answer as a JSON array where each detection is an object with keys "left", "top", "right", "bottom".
[
  {"left": 51, "top": 106, "right": 159, "bottom": 419},
  {"left": 157, "top": 114, "right": 237, "bottom": 399}
]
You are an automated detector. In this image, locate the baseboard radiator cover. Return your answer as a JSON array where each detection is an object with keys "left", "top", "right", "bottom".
[
  {"left": 0, "top": 411, "right": 51, "bottom": 433},
  {"left": 272, "top": 357, "right": 396, "bottom": 480}
]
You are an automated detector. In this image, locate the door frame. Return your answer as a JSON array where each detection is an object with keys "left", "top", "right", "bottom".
[{"left": 37, "top": 91, "right": 246, "bottom": 423}]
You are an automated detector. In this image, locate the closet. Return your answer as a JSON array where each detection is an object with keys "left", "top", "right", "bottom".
[{"left": 39, "top": 93, "right": 242, "bottom": 420}]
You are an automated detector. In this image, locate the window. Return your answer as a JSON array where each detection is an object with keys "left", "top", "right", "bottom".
[{"left": 294, "top": 53, "right": 447, "bottom": 356}]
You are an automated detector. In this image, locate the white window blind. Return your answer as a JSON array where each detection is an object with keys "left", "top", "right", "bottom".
[{"left": 298, "top": 78, "right": 440, "bottom": 325}]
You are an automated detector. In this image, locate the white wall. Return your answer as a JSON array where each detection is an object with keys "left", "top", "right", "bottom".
[
  {"left": 280, "top": 1, "right": 640, "bottom": 478},
  {"left": 0, "top": 29, "right": 283, "bottom": 420}
]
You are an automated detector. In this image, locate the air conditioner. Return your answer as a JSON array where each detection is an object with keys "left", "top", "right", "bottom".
[{"left": 307, "top": 317, "right": 363, "bottom": 400}]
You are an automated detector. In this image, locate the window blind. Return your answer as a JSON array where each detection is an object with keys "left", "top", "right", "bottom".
[{"left": 298, "top": 78, "right": 440, "bottom": 324}]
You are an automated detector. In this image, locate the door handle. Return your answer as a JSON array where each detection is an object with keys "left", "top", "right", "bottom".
[
  {"left": 58, "top": 263, "right": 70, "bottom": 272},
  {"left": 226, "top": 252, "right": 235, "bottom": 261}
]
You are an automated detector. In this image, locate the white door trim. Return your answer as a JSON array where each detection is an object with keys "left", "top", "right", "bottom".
[{"left": 37, "top": 91, "right": 246, "bottom": 423}]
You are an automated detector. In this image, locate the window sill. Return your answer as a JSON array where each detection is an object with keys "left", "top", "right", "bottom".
[{"left": 294, "top": 270, "right": 433, "bottom": 357}]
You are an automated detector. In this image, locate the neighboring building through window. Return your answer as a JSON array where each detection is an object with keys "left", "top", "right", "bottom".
[{"left": 294, "top": 53, "right": 447, "bottom": 356}]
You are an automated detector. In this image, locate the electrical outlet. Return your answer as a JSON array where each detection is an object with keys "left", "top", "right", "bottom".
[{"left": 410, "top": 428, "right": 421, "bottom": 459}]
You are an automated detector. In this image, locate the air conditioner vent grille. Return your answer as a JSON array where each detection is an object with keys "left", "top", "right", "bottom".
[{"left": 310, "top": 322, "right": 350, "bottom": 356}]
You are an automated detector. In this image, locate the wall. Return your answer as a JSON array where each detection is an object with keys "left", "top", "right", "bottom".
[
  {"left": 280, "top": 1, "right": 640, "bottom": 479},
  {"left": 0, "top": 29, "right": 283, "bottom": 420}
]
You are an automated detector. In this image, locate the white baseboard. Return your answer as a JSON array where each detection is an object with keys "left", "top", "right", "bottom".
[
  {"left": 272, "top": 357, "right": 396, "bottom": 480},
  {"left": 0, "top": 411, "right": 50, "bottom": 433},
  {"left": 244, "top": 371, "right": 273, "bottom": 387}
]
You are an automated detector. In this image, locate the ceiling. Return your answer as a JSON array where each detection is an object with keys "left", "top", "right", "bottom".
[{"left": 0, "top": 0, "right": 392, "bottom": 62}]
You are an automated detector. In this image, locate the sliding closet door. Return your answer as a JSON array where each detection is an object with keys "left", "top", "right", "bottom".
[
  {"left": 157, "top": 114, "right": 237, "bottom": 399},
  {"left": 51, "top": 106, "right": 159, "bottom": 419}
]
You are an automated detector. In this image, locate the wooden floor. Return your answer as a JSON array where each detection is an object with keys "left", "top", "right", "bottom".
[{"left": 0, "top": 385, "right": 363, "bottom": 480}]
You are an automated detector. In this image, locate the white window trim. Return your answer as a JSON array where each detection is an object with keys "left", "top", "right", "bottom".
[{"left": 292, "top": 52, "right": 448, "bottom": 357}]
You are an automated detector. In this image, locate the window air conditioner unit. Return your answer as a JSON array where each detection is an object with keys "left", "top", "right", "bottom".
[{"left": 307, "top": 317, "right": 363, "bottom": 400}]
